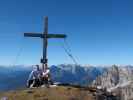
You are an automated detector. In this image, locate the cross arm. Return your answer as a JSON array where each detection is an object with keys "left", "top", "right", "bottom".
[
  {"left": 24, "top": 33, "right": 67, "bottom": 39},
  {"left": 24, "top": 33, "right": 43, "bottom": 38},
  {"left": 47, "top": 34, "right": 67, "bottom": 38}
]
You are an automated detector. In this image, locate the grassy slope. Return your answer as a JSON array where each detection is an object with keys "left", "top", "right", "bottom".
[{"left": 0, "top": 86, "right": 94, "bottom": 100}]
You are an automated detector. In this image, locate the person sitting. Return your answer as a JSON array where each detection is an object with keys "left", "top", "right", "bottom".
[
  {"left": 40, "top": 64, "right": 52, "bottom": 87},
  {"left": 27, "top": 65, "right": 42, "bottom": 88}
]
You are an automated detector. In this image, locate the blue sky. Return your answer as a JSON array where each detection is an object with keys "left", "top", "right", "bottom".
[{"left": 0, "top": 0, "right": 133, "bottom": 65}]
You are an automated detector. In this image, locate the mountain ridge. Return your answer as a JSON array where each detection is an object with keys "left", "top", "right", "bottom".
[{"left": 0, "top": 64, "right": 104, "bottom": 91}]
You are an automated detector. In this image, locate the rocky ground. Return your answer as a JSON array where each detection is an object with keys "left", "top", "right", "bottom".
[{"left": 0, "top": 86, "right": 95, "bottom": 100}]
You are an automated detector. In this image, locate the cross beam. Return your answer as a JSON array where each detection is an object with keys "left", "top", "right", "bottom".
[
  {"left": 24, "top": 16, "right": 67, "bottom": 70},
  {"left": 24, "top": 33, "right": 67, "bottom": 38}
]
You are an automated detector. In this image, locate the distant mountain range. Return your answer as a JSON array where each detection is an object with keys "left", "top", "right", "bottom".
[
  {"left": 0, "top": 65, "right": 31, "bottom": 91},
  {"left": 50, "top": 64, "right": 104, "bottom": 85},
  {"left": 1, "top": 64, "right": 133, "bottom": 93},
  {"left": 1, "top": 64, "right": 133, "bottom": 100},
  {"left": 0, "top": 64, "right": 104, "bottom": 91}
]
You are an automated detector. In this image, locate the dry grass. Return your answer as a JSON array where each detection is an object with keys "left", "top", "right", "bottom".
[{"left": 0, "top": 86, "right": 95, "bottom": 100}]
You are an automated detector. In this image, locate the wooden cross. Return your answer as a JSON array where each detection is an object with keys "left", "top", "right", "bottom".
[{"left": 24, "top": 16, "right": 67, "bottom": 70}]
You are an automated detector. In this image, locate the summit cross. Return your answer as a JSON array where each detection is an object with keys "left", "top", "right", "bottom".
[{"left": 24, "top": 16, "right": 67, "bottom": 70}]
